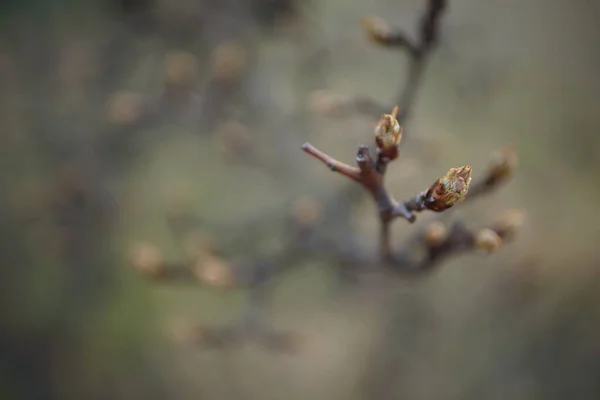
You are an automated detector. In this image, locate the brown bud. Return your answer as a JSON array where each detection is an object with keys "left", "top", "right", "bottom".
[
  {"left": 488, "top": 146, "right": 518, "bottom": 184},
  {"left": 361, "top": 16, "right": 391, "bottom": 44},
  {"left": 425, "top": 165, "right": 472, "bottom": 211},
  {"left": 131, "top": 243, "right": 164, "bottom": 278},
  {"left": 195, "top": 255, "right": 234, "bottom": 289},
  {"left": 493, "top": 209, "right": 525, "bottom": 238},
  {"left": 374, "top": 106, "right": 402, "bottom": 160},
  {"left": 424, "top": 221, "right": 448, "bottom": 246},
  {"left": 475, "top": 228, "right": 503, "bottom": 254}
]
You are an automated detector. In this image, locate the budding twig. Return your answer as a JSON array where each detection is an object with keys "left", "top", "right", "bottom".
[
  {"left": 303, "top": 106, "right": 472, "bottom": 260},
  {"left": 392, "top": 209, "right": 526, "bottom": 272}
]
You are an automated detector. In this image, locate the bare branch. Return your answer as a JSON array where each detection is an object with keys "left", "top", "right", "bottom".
[{"left": 301, "top": 143, "right": 361, "bottom": 182}]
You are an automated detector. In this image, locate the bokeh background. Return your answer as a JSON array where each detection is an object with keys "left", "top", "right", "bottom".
[{"left": 2, "top": 0, "right": 600, "bottom": 399}]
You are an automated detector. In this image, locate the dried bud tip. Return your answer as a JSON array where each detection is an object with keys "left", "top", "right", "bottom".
[
  {"left": 425, "top": 165, "right": 472, "bottom": 211},
  {"left": 130, "top": 243, "right": 163, "bottom": 277},
  {"left": 424, "top": 221, "right": 448, "bottom": 246},
  {"left": 475, "top": 228, "right": 503, "bottom": 254},
  {"left": 489, "top": 146, "right": 519, "bottom": 182},
  {"left": 374, "top": 106, "right": 403, "bottom": 159},
  {"left": 448, "top": 165, "right": 473, "bottom": 183}
]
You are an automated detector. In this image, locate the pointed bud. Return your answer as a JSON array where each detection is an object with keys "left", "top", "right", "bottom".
[
  {"left": 374, "top": 106, "right": 403, "bottom": 160},
  {"left": 475, "top": 228, "right": 503, "bottom": 254},
  {"left": 424, "top": 165, "right": 472, "bottom": 211}
]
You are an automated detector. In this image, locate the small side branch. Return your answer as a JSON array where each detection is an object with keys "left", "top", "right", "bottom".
[
  {"left": 391, "top": 209, "right": 525, "bottom": 272},
  {"left": 301, "top": 143, "right": 361, "bottom": 182}
]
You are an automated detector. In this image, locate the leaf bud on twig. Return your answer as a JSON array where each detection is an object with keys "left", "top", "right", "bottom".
[
  {"left": 374, "top": 105, "right": 403, "bottom": 161},
  {"left": 424, "top": 165, "right": 472, "bottom": 211}
]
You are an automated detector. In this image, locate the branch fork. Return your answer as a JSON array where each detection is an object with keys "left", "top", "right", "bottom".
[{"left": 302, "top": 106, "right": 472, "bottom": 260}]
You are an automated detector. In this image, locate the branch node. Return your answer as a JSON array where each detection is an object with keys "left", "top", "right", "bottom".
[
  {"left": 391, "top": 203, "right": 416, "bottom": 223},
  {"left": 356, "top": 144, "right": 375, "bottom": 171}
]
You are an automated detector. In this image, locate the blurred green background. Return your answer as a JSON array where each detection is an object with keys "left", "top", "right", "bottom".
[{"left": 1, "top": 0, "right": 600, "bottom": 399}]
